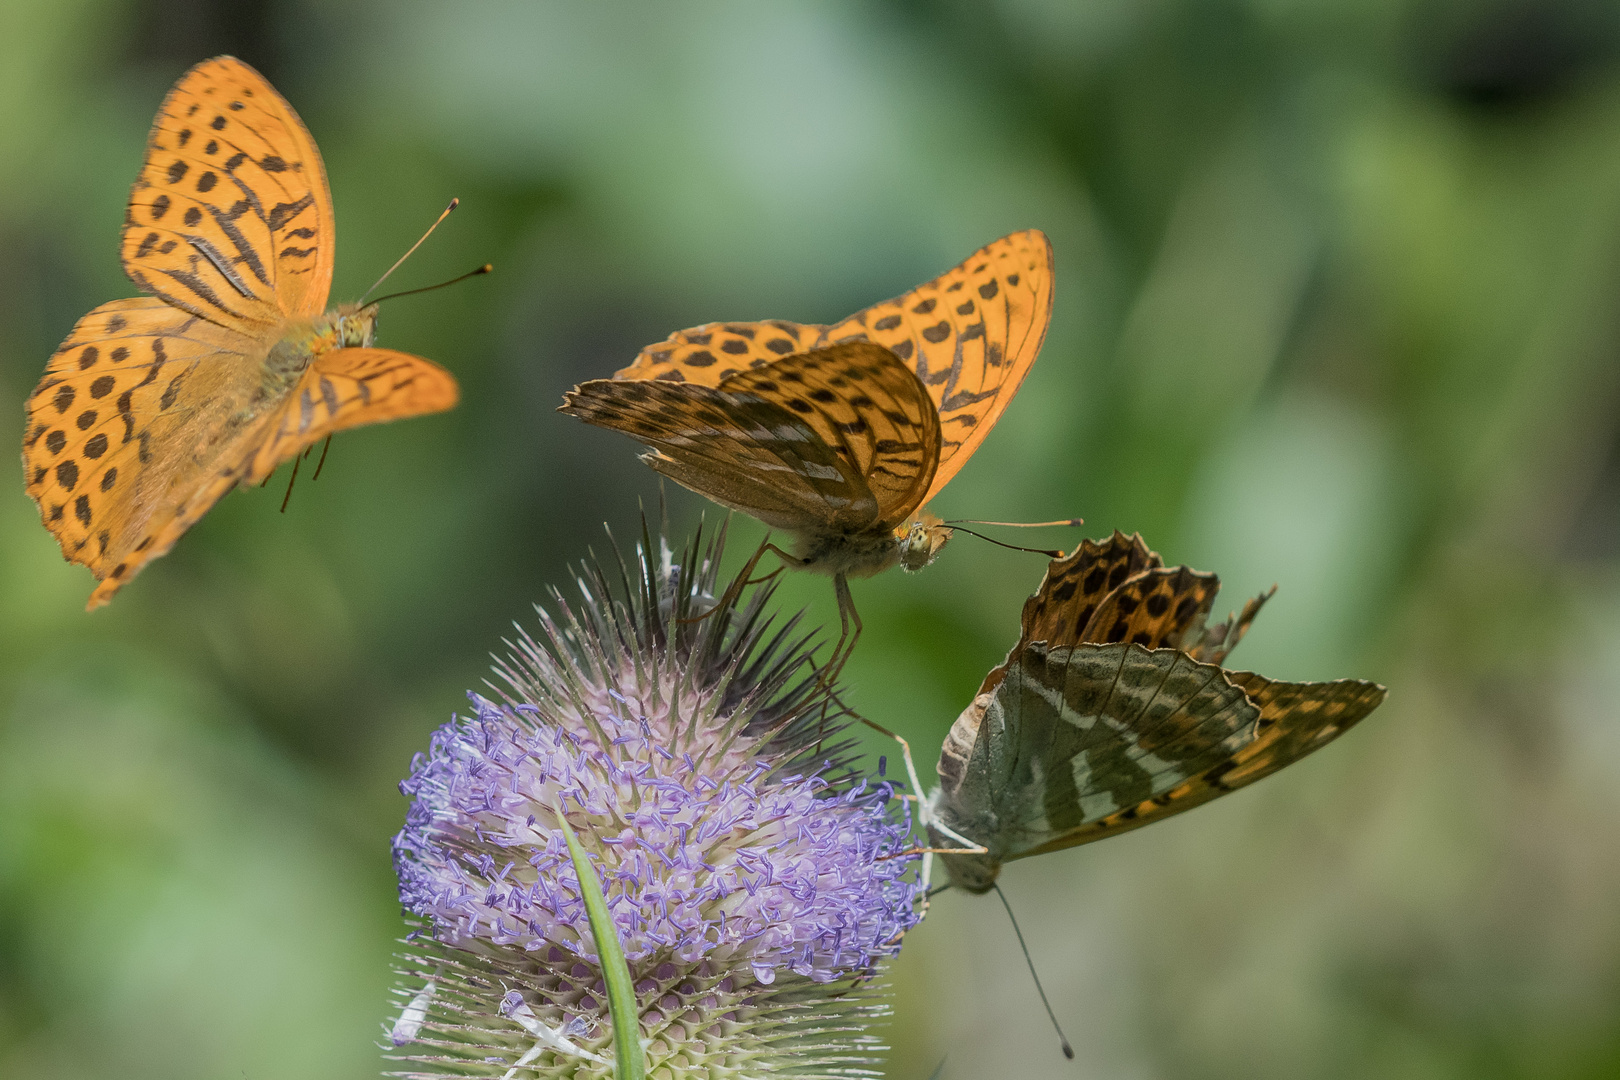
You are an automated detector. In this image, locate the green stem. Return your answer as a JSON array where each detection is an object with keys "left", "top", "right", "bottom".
[{"left": 555, "top": 809, "right": 646, "bottom": 1080}]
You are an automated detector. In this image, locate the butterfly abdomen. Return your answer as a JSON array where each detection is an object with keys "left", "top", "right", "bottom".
[{"left": 794, "top": 527, "right": 902, "bottom": 579}]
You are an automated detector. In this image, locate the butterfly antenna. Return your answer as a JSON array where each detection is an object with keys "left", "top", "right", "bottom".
[
  {"left": 360, "top": 198, "right": 460, "bottom": 303},
  {"left": 310, "top": 434, "right": 334, "bottom": 482},
  {"left": 927, "top": 1056, "right": 949, "bottom": 1080},
  {"left": 944, "top": 517, "right": 1084, "bottom": 529},
  {"left": 369, "top": 262, "right": 493, "bottom": 306},
  {"left": 993, "top": 883, "right": 1075, "bottom": 1061},
  {"left": 947, "top": 525, "right": 1064, "bottom": 559}
]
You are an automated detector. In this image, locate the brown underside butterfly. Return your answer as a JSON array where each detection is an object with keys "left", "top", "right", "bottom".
[{"left": 921, "top": 531, "right": 1387, "bottom": 893}]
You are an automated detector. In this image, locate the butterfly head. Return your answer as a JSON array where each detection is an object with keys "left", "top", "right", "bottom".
[
  {"left": 333, "top": 302, "right": 380, "bottom": 348},
  {"left": 897, "top": 512, "right": 952, "bottom": 573}
]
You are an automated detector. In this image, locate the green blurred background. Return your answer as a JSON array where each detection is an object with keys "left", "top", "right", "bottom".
[{"left": 3, "top": 0, "right": 1620, "bottom": 1077}]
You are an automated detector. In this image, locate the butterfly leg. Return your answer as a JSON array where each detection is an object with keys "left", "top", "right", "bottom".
[
  {"left": 279, "top": 449, "right": 305, "bottom": 512},
  {"left": 827, "top": 571, "right": 863, "bottom": 681},
  {"left": 310, "top": 433, "right": 334, "bottom": 481},
  {"left": 762, "top": 542, "right": 810, "bottom": 569},
  {"left": 826, "top": 685, "right": 965, "bottom": 923}
]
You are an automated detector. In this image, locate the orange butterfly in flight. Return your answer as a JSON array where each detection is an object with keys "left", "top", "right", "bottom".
[
  {"left": 21, "top": 56, "right": 462, "bottom": 610},
  {"left": 561, "top": 231, "right": 1057, "bottom": 661}
]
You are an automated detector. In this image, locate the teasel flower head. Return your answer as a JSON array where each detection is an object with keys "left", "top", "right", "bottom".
[{"left": 386, "top": 518, "right": 922, "bottom": 1078}]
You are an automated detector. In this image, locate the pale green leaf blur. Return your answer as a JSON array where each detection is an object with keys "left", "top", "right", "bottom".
[{"left": 2, "top": 1, "right": 1618, "bottom": 1078}]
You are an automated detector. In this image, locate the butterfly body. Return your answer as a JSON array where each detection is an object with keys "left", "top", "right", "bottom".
[
  {"left": 924, "top": 533, "right": 1387, "bottom": 894},
  {"left": 790, "top": 511, "right": 951, "bottom": 579},
  {"left": 22, "top": 57, "right": 458, "bottom": 609},
  {"left": 260, "top": 303, "right": 376, "bottom": 391}
]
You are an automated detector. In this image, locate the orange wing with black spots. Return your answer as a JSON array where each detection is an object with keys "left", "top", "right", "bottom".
[
  {"left": 1078, "top": 565, "right": 1221, "bottom": 650},
  {"left": 562, "top": 342, "right": 939, "bottom": 534},
  {"left": 121, "top": 55, "right": 333, "bottom": 329},
  {"left": 614, "top": 230, "right": 1053, "bottom": 507},
  {"left": 978, "top": 531, "right": 1163, "bottom": 695},
  {"left": 24, "top": 298, "right": 268, "bottom": 604}
]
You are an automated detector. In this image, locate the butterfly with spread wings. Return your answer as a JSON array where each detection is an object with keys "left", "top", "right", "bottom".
[
  {"left": 560, "top": 231, "right": 1055, "bottom": 667},
  {"left": 922, "top": 532, "right": 1387, "bottom": 894},
  {"left": 21, "top": 56, "right": 460, "bottom": 609}
]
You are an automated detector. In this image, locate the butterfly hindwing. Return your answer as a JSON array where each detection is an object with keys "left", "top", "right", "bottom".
[
  {"left": 1183, "top": 587, "right": 1275, "bottom": 665},
  {"left": 613, "top": 230, "right": 1052, "bottom": 505},
  {"left": 121, "top": 56, "right": 334, "bottom": 331},
  {"left": 714, "top": 343, "right": 940, "bottom": 526},
  {"left": 24, "top": 297, "right": 272, "bottom": 602},
  {"left": 563, "top": 342, "right": 939, "bottom": 534},
  {"left": 1016, "top": 674, "right": 1387, "bottom": 859},
  {"left": 245, "top": 348, "right": 460, "bottom": 481}
]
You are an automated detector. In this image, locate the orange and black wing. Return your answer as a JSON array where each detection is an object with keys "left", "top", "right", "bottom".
[
  {"left": 121, "top": 55, "right": 334, "bottom": 330},
  {"left": 562, "top": 342, "right": 938, "bottom": 534},
  {"left": 614, "top": 230, "right": 1052, "bottom": 505}
]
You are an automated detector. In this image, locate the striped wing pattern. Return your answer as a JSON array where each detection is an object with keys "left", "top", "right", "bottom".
[
  {"left": 931, "top": 535, "right": 1387, "bottom": 891},
  {"left": 121, "top": 56, "right": 334, "bottom": 329},
  {"left": 561, "top": 342, "right": 939, "bottom": 534},
  {"left": 932, "top": 643, "right": 1260, "bottom": 892},
  {"left": 613, "top": 230, "right": 1053, "bottom": 506}
]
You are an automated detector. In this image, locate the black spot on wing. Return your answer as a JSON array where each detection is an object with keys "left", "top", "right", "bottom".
[{"left": 268, "top": 195, "right": 314, "bottom": 232}]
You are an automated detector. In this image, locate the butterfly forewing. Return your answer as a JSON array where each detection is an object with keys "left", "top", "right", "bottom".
[
  {"left": 613, "top": 230, "right": 1052, "bottom": 505},
  {"left": 563, "top": 342, "right": 938, "bottom": 534},
  {"left": 978, "top": 531, "right": 1164, "bottom": 695},
  {"left": 122, "top": 56, "right": 334, "bottom": 330},
  {"left": 933, "top": 642, "right": 1260, "bottom": 887},
  {"left": 1078, "top": 565, "right": 1220, "bottom": 651},
  {"left": 1217, "top": 673, "right": 1387, "bottom": 788}
]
